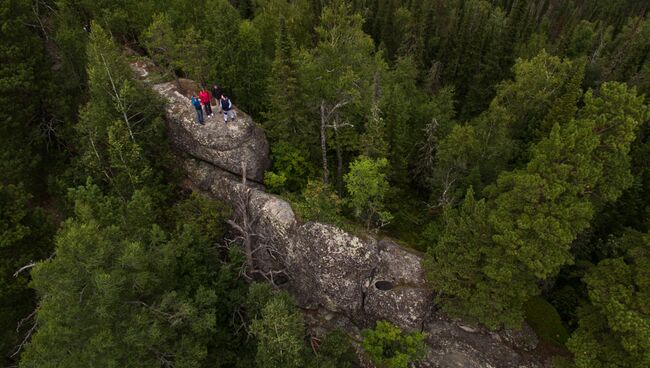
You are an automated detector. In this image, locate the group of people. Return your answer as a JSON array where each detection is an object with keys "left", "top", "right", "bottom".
[{"left": 190, "top": 84, "right": 235, "bottom": 125}]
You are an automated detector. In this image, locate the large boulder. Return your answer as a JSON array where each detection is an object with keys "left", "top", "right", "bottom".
[
  {"left": 130, "top": 60, "right": 270, "bottom": 182},
  {"left": 154, "top": 81, "right": 270, "bottom": 182}
]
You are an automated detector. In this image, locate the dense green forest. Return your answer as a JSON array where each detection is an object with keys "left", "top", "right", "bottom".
[{"left": 1, "top": 0, "right": 649, "bottom": 367}]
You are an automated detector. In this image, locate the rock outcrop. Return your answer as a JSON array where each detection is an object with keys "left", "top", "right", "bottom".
[
  {"left": 183, "top": 158, "right": 542, "bottom": 368},
  {"left": 132, "top": 60, "right": 544, "bottom": 368},
  {"left": 131, "top": 60, "right": 270, "bottom": 182}
]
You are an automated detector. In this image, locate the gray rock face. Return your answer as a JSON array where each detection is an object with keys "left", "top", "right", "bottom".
[
  {"left": 288, "top": 222, "right": 379, "bottom": 314},
  {"left": 425, "top": 318, "right": 540, "bottom": 368},
  {"left": 364, "top": 240, "right": 433, "bottom": 330},
  {"left": 130, "top": 59, "right": 270, "bottom": 182},
  {"left": 183, "top": 159, "right": 436, "bottom": 331}
]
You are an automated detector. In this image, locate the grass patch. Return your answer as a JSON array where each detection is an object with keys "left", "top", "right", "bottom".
[{"left": 524, "top": 296, "right": 570, "bottom": 346}]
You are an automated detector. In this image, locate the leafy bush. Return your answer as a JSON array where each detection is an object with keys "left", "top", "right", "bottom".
[
  {"left": 264, "top": 171, "right": 288, "bottom": 193},
  {"left": 265, "top": 142, "right": 314, "bottom": 193},
  {"left": 344, "top": 156, "right": 392, "bottom": 231},
  {"left": 292, "top": 180, "right": 344, "bottom": 226},
  {"left": 361, "top": 321, "right": 426, "bottom": 368}
]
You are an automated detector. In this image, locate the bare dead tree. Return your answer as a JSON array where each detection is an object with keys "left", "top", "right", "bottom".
[
  {"left": 435, "top": 168, "right": 458, "bottom": 210},
  {"left": 11, "top": 305, "right": 40, "bottom": 358},
  {"left": 148, "top": 348, "right": 175, "bottom": 368},
  {"left": 412, "top": 118, "right": 439, "bottom": 188},
  {"left": 13, "top": 263, "right": 37, "bottom": 278},
  {"left": 320, "top": 99, "right": 351, "bottom": 184},
  {"left": 326, "top": 116, "right": 354, "bottom": 195},
  {"left": 14, "top": 253, "right": 55, "bottom": 278},
  {"left": 227, "top": 163, "right": 289, "bottom": 286}
]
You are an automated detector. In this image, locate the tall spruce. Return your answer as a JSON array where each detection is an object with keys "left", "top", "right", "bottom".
[{"left": 426, "top": 82, "right": 646, "bottom": 328}]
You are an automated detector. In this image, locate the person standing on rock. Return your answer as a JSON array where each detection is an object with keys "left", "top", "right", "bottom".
[
  {"left": 191, "top": 95, "right": 204, "bottom": 125},
  {"left": 212, "top": 84, "right": 223, "bottom": 107},
  {"left": 199, "top": 88, "right": 212, "bottom": 117},
  {"left": 220, "top": 94, "right": 235, "bottom": 123}
]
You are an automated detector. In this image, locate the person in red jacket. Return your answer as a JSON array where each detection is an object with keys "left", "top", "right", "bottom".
[{"left": 199, "top": 88, "right": 212, "bottom": 118}]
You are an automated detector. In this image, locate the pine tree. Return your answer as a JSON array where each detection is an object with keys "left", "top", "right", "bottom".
[
  {"left": 361, "top": 103, "right": 389, "bottom": 160},
  {"left": 264, "top": 17, "right": 299, "bottom": 143},
  {"left": 19, "top": 187, "right": 244, "bottom": 368},
  {"left": 306, "top": 0, "right": 376, "bottom": 185},
  {"left": 579, "top": 82, "right": 647, "bottom": 204},
  {"left": 381, "top": 56, "right": 420, "bottom": 187},
  {"left": 231, "top": 20, "right": 270, "bottom": 117},
  {"left": 76, "top": 22, "right": 167, "bottom": 196},
  {"left": 0, "top": 0, "right": 49, "bottom": 186},
  {"left": 538, "top": 58, "right": 586, "bottom": 138},
  {"left": 567, "top": 231, "right": 650, "bottom": 368},
  {"left": 426, "top": 82, "right": 646, "bottom": 328},
  {"left": 204, "top": 0, "right": 242, "bottom": 91},
  {"left": 175, "top": 26, "right": 211, "bottom": 86},
  {"left": 142, "top": 13, "right": 180, "bottom": 87},
  {"left": 250, "top": 293, "right": 305, "bottom": 368}
]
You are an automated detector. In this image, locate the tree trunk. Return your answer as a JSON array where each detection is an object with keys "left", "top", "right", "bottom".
[
  {"left": 320, "top": 101, "right": 329, "bottom": 184},
  {"left": 172, "top": 68, "right": 182, "bottom": 91},
  {"left": 334, "top": 127, "right": 344, "bottom": 195}
]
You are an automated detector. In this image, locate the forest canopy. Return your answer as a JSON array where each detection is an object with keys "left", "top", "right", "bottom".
[{"left": 1, "top": 0, "right": 649, "bottom": 367}]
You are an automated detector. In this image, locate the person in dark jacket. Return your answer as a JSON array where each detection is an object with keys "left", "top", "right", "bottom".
[
  {"left": 199, "top": 88, "right": 212, "bottom": 117},
  {"left": 191, "top": 95, "right": 204, "bottom": 125},
  {"left": 211, "top": 84, "right": 223, "bottom": 105},
  {"left": 220, "top": 94, "right": 235, "bottom": 123}
]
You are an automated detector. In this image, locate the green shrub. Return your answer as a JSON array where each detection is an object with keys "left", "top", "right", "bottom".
[
  {"left": 344, "top": 156, "right": 392, "bottom": 231},
  {"left": 265, "top": 142, "right": 314, "bottom": 193},
  {"left": 361, "top": 321, "right": 426, "bottom": 368},
  {"left": 292, "top": 180, "right": 344, "bottom": 226},
  {"left": 264, "top": 171, "right": 288, "bottom": 193}
]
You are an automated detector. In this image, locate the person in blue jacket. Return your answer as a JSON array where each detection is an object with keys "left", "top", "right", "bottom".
[{"left": 191, "top": 95, "right": 204, "bottom": 125}]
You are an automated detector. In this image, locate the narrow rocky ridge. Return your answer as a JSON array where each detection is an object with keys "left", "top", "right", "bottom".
[{"left": 131, "top": 59, "right": 544, "bottom": 368}]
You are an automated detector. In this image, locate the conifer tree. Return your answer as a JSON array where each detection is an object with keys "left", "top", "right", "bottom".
[
  {"left": 0, "top": 0, "right": 49, "bottom": 186},
  {"left": 142, "top": 13, "right": 180, "bottom": 87},
  {"left": 427, "top": 82, "right": 646, "bottom": 328},
  {"left": 19, "top": 187, "right": 243, "bottom": 368},
  {"left": 76, "top": 22, "right": 167, "bottom": 196},
  {"left": 305, "top": 0, "right": 375, "bottom": 184},
  {"left": 264, "top": 17, "right": 300, "bottom": 143},
  {"left": 567, "top": 231, "right": 650, "bottom": 368},
  {"left": 251, "top": 293, "right": 305, "bottom": 368},
  {"left": 231, "top": 20, "right": 270, "bottom": 117},
  {"left": 175, "top": 26, "right": 211, "bottom": 86}
]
